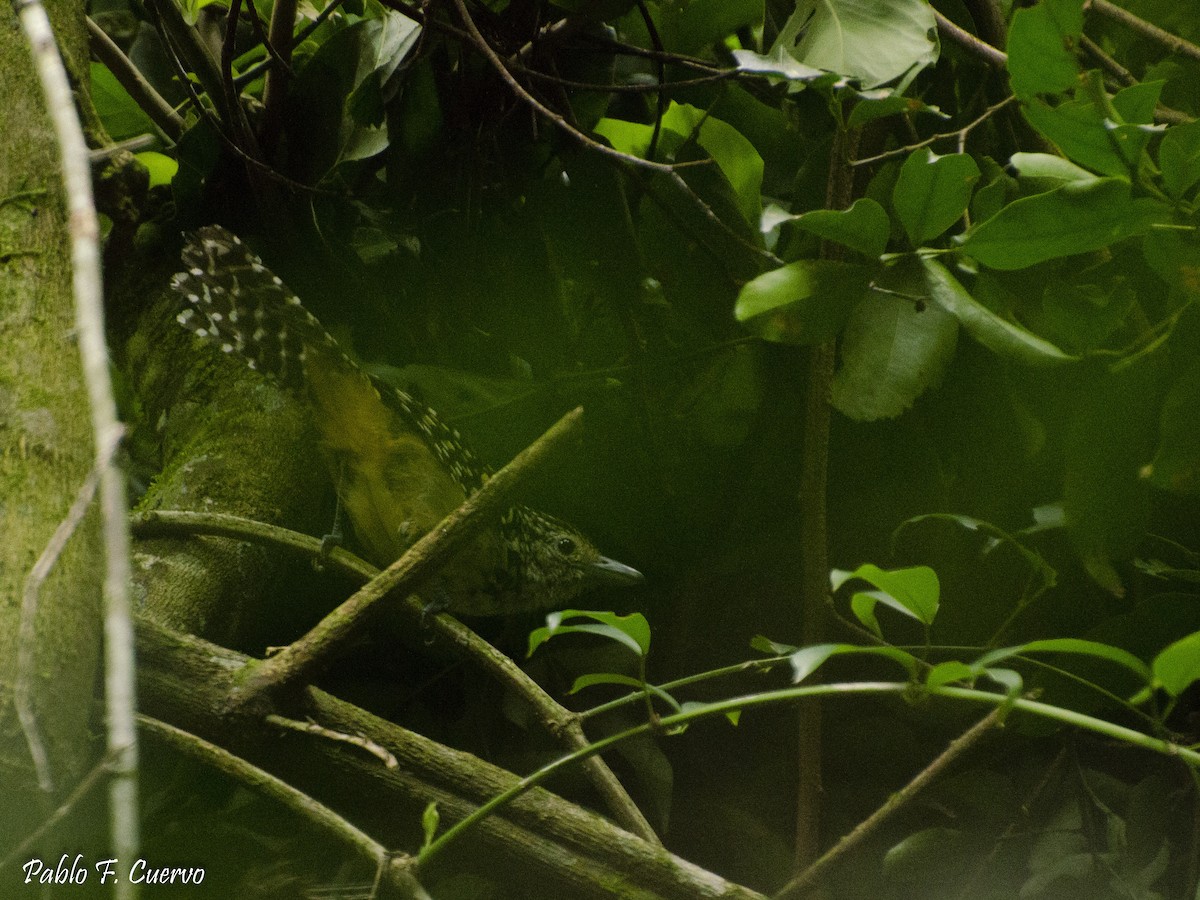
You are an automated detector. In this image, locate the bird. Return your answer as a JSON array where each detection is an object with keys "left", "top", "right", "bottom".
[{"left": 170, "top": 225, "right": 643, "bottom": 615}]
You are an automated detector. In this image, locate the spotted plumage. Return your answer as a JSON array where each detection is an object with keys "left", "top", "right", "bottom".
[{"left": 170, "top": 225, "right": 642, "bottom": 614}]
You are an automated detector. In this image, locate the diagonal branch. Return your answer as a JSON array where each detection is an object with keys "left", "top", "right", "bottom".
[{"left": 448, "top": 0, "right": 676, "bottom": 174}]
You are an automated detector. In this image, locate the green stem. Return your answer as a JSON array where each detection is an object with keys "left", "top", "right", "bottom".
[{"left": 419, "top": 680, "right": 1200, "bottom": 865}]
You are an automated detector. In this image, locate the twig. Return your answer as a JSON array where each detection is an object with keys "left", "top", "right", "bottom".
[
  {"left": 14, "top": 0, "right": 139, "bottom": 894},
  {"left": 1079, "top": 33, "right": 1136, "bottom": 86},
  {"left": 18, "top": 465, "right": 104, "bottom": 793},
  {"left": 512, "top": 65, "right": 736, "bottom": 94},
  {"left": 635, "top": 0, "right": 667, "bottom": 162},
  {"left": 776, "top": 705, "right": 1008, "bottom": 899},
  {"left": 852, "top": 94, "right": 1017, "bottom": 166},
  {"left": 259, "top": 0, "right": 297, "bottom": 152},
  {"left": 934, "top": 9, "right": 1008, "bottom": 69},
  {"left": 1087, "top": 0, "right": 1200, "bottom": 64},
  {"left": 266, "top": 714, "right": 399, "bottom": 769},
  {"left": 236, "top": 0, "right": 347, "bottom": 86},
  {"left": 449, "top": 0, "right": 676, "bottom": 174},
  {"left": 86, "top": 16, "right": 184, "bottom": 139}
]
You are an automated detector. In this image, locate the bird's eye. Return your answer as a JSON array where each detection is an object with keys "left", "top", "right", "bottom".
[{"left": 556, "top": 537, "right": 577, "bottom": 556}]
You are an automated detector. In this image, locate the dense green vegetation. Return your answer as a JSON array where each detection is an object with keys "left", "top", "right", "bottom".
[{"left": 7, "top": 0, "right": 1200, "bottom": 897}]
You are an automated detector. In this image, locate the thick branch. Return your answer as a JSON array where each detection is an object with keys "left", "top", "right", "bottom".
[
  {"left": 131, "top": 509, "right": 659, "bottom": 842},
  {"left": 136, "top": 618, "right": 763, "bottom": 899}
]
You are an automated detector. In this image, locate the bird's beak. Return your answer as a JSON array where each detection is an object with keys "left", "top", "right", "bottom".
[{"left": 590, "top": 556, "right": 644, "bottom": 586}]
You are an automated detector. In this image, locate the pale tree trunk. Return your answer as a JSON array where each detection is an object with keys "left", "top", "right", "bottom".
[{"left": 0, "top": 0, "right": 106, "bottom": 854}]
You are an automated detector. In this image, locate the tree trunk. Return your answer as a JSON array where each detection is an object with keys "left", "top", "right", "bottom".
[{"left": 0, "top": 0, "right": 104, "bottom": 853}]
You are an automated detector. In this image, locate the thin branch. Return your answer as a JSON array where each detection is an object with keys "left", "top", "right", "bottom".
[
  {"left": 448, "top": 0, "right": 676, "bottom": 174},
  {"left": 852, "top": 94, "right": 1018, "bottom": 166},
  {"left": 1087, "top": 0, "right": 1200, "bottom": 64},
  {"left": 259, "top": 0, "right": 297, "bottom": 152},
  {"left": 1079, "top": 32, "right": 1136, "bottom": 86},
  {"left": 513, "top": 65, "right": 737, "bottom": 94},
  {"left": 86, "top": 16, "right": 184, "bottom": 139},
  {"left": 266, "top": 714, "right": 399, "bottom": 769},
  {"left": 934, "top": 9, "right": 1008, "bottom": 69},
  {"left": 18, "top": 465, "right": 104, "bottom": 793},
  {"left": 635, "top": 0, "right": 667, "bottom": 162},
  {"left": 776, "top": 705, "right": 1008, "bottom": 900},
  {"left": 14, "top": 0, "right": 138, "bottom": 894},
  {"left": 236, "top": 0, "right": 347, "bottom": 86}
]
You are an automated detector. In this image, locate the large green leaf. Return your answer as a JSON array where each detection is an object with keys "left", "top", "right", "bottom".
[
  {"left": 1152, "top": 630, "right": 1200, "bottom": 697},
  {"left": 596, "top": 103, "right": 764, "bottom": 225},
  {"left": 1006, "top": 0, "right": 1083, "bottom": 98},
  {"left": 1159, "top": 119, "right": 1200, "bottom": 199},
  {"left": 769, "top": 0, "right": 938, "bottom": 89},
  {"left": 830, "top": 289, "right": 958, "bottom": 420},
  {"left": 921, "top": 258, "right": 1077, "bottom": 365},
  {"left": 958, "top": 178, "right": 1163, "bottom": 269},
  {"left": 893, "top": 149, "right": 980, "bottom": 245},
  {"left": 91, "top": 62, "right": 157, "bottom": 142},
  {"left": 734, "top": 259, "right": 873, "bottom": 344},
  {"left": 787, "top": 198, "right": 890, "bottom": 257},
  {"left": 1021, "top": 98, "right": 1131, "bottom": 178},
  {"left": 831, "top": 563, "right": 940, "bottom": 636}
]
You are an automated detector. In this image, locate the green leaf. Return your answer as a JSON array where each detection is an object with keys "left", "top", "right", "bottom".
[
  {"left": 90, "top": 62, "right": 157, "bottom": 142},
  {"left": 1008, "top": 152, "right": 1098, "bottom": 184},
  {"left": 570, "top": 674, "right": 682, "bottom": 712},
  {"left": 1159, "top": 120, "right": 1200, "bottom": 199},
  {"left": 734, "top": 259, "right": 873, "bottom": 345},
  {"left": 527, "top": 610, "right": 651, "bottom": 658},
  {"left": 787, "top": 198, "right": 890, "bottom": 257},
  {"left": 977, "top": 639, "right": 1153, "bottom": 683},
  {"left": 751, "top": 635, "right": 799, "bottom": 655},
  {"left": 926, "top": 660, "right": 978, "bottom": 688},
  {"left": 421, "top": 802, "right": 439, "bottom": 849},
  {"left": 1111, "top": 80, "right": 1164, "bottom": 125},
  {"left": 788, "top": 643, "right": 919, "bottom": 680},
  {"left": 1006, "top": 0, "right": 1082, "bottom": 98},
  {"left": 921, "top": 258, "right": 1077, "bottom": 365},
  {"left": 731, "top": 48, "right": 837, "bottom": 89},
  {"left": 958, "top": 178, "right": 1161, "bottom": 269},
  {"left": 1145, "top": 360, "right": 1200, "bottom": 495},
  {"left": 1021, "top": 98, "right": 1130, "bottom": 178},
  {"left": 661, "top": 103, "right": 764, "bottom": 225},
  {"left": 597, "top": 103, "right": 764, "bottom": 225},
  {"left": 133, "top": 152, "right": 178, "bottom": 188},
  {"left": 789, "top": 644, "right": 840, "bottom": 682},
  {"left": 893, "top": 149, "right": 980, "bottom": 245},
  {"left": 832, "top": 563, "right": 940, "bottom": 633},
  {"left": 884, "top": 828, "right": 966, "bottom": 882},
  {"left": 768, "top": 0, "right": 939, "bottom": 89},
  {"left": 829, "top": 288, "right": 958, "bottom": 420},
  {"left": 1152, "top": 630, "right": 1200, "bottom": 696},
  {"left": 674, "top": 0, "right": 763, "bottom": 55},
  {"left": 981, "top": 667, "right": 1023, "bottom": 699}
]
